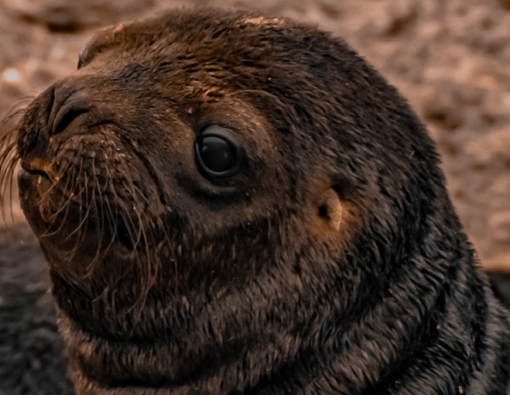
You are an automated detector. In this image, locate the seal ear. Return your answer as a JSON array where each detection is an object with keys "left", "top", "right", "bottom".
[{"left": 317, "top": 188, "right": 343, "bottom": 231}]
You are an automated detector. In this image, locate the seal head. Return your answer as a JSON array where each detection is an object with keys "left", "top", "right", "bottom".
[{"left": 5, "top": 8, "right": 510, "bottom": 395}]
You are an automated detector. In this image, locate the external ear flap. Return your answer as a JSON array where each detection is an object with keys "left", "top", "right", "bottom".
[{"left": 318, "top": 188, "right": 343, "bottom": 231}]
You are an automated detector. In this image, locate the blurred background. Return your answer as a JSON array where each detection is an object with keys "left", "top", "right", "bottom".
[
  {"left": 3, "top": 0, "right": 509, "bottom": 270},
  {"left": 0, "top": 1, "right": 509, "bottom": 394}
]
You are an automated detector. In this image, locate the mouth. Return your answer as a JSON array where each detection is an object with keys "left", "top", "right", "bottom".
[
  {"left": 18, "top": 166, "right": 137, "bottom": 255},
  {"left": 18, "top": 167, "right": 53, "bottom": 194},
  {"left": 18, "top": 155, "right": 60, "bottom": 201},
  {"left": 20, "top": 156, "right": 56, "bottom": 179}
]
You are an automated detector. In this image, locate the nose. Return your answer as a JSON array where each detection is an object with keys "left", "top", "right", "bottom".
[
  {"left": 21, "top": 83, "right": 91, "bottom": 164},
  {"left": 51, "top": 88, "right": 91, "bottom": 136}
]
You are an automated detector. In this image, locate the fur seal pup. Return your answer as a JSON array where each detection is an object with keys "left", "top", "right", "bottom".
[{"left": 1, "top": 8, "right": 509, "bottom": 395}]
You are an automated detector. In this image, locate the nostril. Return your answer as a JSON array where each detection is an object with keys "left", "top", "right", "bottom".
[
  {"left": 52, "top": 90, "right": 90, "bottom": 135},
  {"left": 23, "top": 129, "right": 40, "bottom": 156},
  {"left": 53, "top": 107, "right": 88, "bottom": 135}
]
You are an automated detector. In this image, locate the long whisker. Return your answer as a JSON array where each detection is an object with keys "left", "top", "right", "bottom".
[
  {"left": 0, "top": 100, "right": 34, "bottom": 223},
  {"left": 0, "top": 138, "right": 19, "bottom": 223},
  {"left": 61, "top": 157, "right": 94, "bottom": 262},
  {"left": 66, "top": 156, "right": 93, "bottom": 253},
  {"left": 87, "top": 157, "right": 106, "bottom": 272},
  {"left": 38, "top": 171, "right": 79, "bottom": 239},
  {"left": 40, "top": 144, "right": 85, "bottom": 226},
  {"left": 39, "top": 164, "right": 74, "bottom": 233},
  {"left": 101, "top": 156, "right": 121, "bottom": 256}
]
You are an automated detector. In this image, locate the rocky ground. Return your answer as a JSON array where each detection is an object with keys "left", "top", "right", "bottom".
[{"left": 0, "top": 0, "right": 509, "bottom": 394}]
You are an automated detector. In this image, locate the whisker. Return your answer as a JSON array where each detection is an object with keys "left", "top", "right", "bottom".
[
  {"left": 101, "top": 158, "right": 121, "bottom": 256},
  {"left": 0, "top": 100, "right": 33, "bottom": 223},
  {"left": 88, "top": 157, "right": 106, "bottom": 270},
  {"left": 0, "top": 139, "right": 20, "bottom": 223},
  {"left": 39, "top": 165, "right": 79, "bottom": 239}
]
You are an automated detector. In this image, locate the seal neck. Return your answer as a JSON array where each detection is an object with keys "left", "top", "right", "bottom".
[{"left": 59, "top": 237, "right": 490, "bottom": 395}]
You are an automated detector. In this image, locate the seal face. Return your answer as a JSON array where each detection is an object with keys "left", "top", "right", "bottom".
[{"left": 2, "top": 8, "right": 509, "bottom": 395}]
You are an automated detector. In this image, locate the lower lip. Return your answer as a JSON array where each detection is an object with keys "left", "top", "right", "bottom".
[
  {"left": 18, "top": 168, "right": 50, "bottom": 191},
  {"left": 18, "top": 168, "right": 36, "bottom": 187}
]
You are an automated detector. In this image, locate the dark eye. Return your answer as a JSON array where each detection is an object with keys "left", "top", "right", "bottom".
[{"left": 195, "top": 126, "right": 241, "bottom": 178}]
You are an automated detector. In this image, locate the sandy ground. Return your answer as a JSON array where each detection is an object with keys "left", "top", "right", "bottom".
[{"left": 1, "top": 0, "right": 509, "bottom": 270}]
